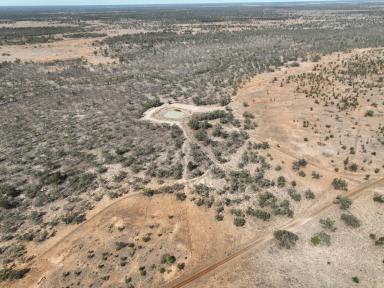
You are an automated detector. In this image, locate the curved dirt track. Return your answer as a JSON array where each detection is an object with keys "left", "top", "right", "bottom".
[
  {"left": 164, "top": 176, "right": 384, "bottom": 288},
  {"left": 143, "top": 103, "right": 226, "bottom": 175}
]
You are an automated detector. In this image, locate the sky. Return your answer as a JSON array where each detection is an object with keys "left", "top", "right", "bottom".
[{"left": 0, "top": 0, "right": 333, "bottom": 6}]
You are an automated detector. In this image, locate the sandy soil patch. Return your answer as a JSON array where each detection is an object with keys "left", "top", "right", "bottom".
[{"left": 0, "top": 38, "right": 114, "bottom": 64}]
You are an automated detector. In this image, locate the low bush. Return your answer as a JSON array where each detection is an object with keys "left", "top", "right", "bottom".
[
  {"left": 335, "top": 195, "right": 352, "bottom": 209},
  {"left": 277, "top": 176, "right": 286, "bottom": 187},
  {"left": 233, "top": 217, "right": 246, "bottom": 227},
  {"left": 115, "top": 242, "right": 128, "bottom": 251},
  {"left": 0, "top": 268, "right": 30, "bottom": 281},
  {"left": 310, "top": 231, "right": 331, "bottom": 246},
  {"left": 292, "top": 159, "right": 307, "bottom": 171},
  {"left": 373, "top": 193, "right": 384, "bottom": 203},
  {"left": 288, "top": 188, "right": 301, "bottom": 201},
  {"left": 320, "top": 218, "right": 337, "bottom": 232},
  {"left": 161, "top": 254, "right": 176, "bottom": 265},
  {"left": 258, "top": 192, "right": 277, "bottom": 207},
  {"left": 274, "top": 230, "right": 299, "bottom": 249},
  {"left": 305, "top": 189, "right": 315, "bottom": 199},
  {"left": 176, "top": 192, "right": 187, "bottom": 201},
  {"left": 375, "top": 236, "right": 384, "bottom": 246},
  {"left": 341, "top": 213, "right": 361, "bottom": 228},
  {"left": 352, "top": 277, "right": 360, "bottom": 284},
  {"left": 332, "top": 178, "right": 348, "bottom": 190}
]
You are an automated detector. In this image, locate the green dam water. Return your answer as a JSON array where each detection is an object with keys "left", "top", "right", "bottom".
[{"left": 163, "top": 109, "right": 185, "bottom": 119}]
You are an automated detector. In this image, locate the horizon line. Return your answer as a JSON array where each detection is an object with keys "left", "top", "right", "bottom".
[{"left": 0, "top": 0, "right": 377, "bottom": 8}]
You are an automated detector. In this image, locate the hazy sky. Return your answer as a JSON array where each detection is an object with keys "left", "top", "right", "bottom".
[{"left": 0, "top": 0, "right": 324, "bottom": 6}]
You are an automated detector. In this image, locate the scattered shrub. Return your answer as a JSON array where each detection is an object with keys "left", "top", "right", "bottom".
[
  {"left": 141, "top": 97, "right": 163, "bottom": 112},
  {"left": 375, "top": 237, "right": 384, "bottom": 246},
  {"left": 305, "top": 189, "right": 315, "bottom": 199},
  {"left": 274, "top": 230, "right": 299, "bottom": 249},
  {"left": 288, "top": 188, "right": 301, "bottom": 201},
  {"left": 320, "top": 218, "right": 337, "bottom": 232},
  {"left": 352, "top": 277, "right": 360, "bottom": 284},
  {"left": 332, "top": 178, "right": 348, "bottom": 191},
  {"left": 277, "top": 176, "right": 286, "bottom": 187},
  {"left": 246, "top": 207, "right": 270, "bottom": 221},
  {"left": 335, "top": 195, "right": 352, "bottom": 209},
  {"left": 115, "top": 242, "right": 128, "bottom": 251},
  {"left": 176, "top": 192, "right": 187, "bottom": 201},
  {"left": 292, "top": 159, "right": 307, "bottom": 171},
  {"left": 233, "top": 217, "right": 246, "bottom": 227},
  {"left": 310, "top": 231, "right": 331, "bottom": 246},
  {"left": 161, "top": 254, "right": 176, "bottom": 265},
  {"left": 341, "top": 213, "right": 361, "bottom": 228},
  {"left": 215, "top": 214, "right": 224, "bottom": 221},
  {"left": 0, "top": 268, "right": 30, "bottom": 281},
  {"left": 259, "top": 192, "right": 276, "bottom": 207},
  {"left": 373, "top": 193, "right": 384, "bottom": 203},
  {"left": 311, "top": 171, "right": 321, "bottom": 179},
  {"left": 364, "top": 110, "right": 374, "bottom": 117}
]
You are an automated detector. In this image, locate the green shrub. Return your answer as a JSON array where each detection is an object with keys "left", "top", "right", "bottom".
[
  {"left": 332, "top": 178, "right": 348, "bottom": 190},
  {"left": 139, "top": 266, "right": 146, "bottom": 276},
  {"left": 188, "top": 117, "right": 200, "bottom": 130},
  {"left": 311, "top": 54, "right": 321, "bottom": 62},
  {"left": 61, "top": 212, "right": 86, "bottom": 224},
  {"left": 141, "top": 97, "right": 163, "bottom": 112},
  {"left": 292, "top": 159, "right": 307, "bottom": 171},
  {"left": 259, "top": 192, "right": 276, "bottom": 207},
  {"left": 0, "top": 268, "right": 30, "bottom": 281},
  {"left": 115, "top": 242, "right": 128, "bottom": 251},
  {"left": 335, "top": 195, "right": 352, "bottom": 209},
  {"left": 255, "top": 209, "right": 271, "bottom": 221},
  {"left": 215, "top": 214, "right": 224, "bottom": 221},
  {"left": 176, "top": 192, "right": 186, "bottom": 201},
  {"left": 230, "top": 208, "right": 243, "bottom": 217},
  {"left": 272, "top": 200, "right": 294, "bottom": 218},
  {"left": 143, "top": 188, "right": 155, "bottom": 197},
  {"left": 341, "top": 213, "right": 361, "bottom": 228},
  {"left": 305, "top": 189, "right": 315, "bottom": 199},
  {"left": 0, "top": 184, "right": 21, "bottom": 197},
  {"left": 195, "top": 129, "right": 209, "bottom": 143},
  {"left": 234, "top": 217, "right": 246, "bottom": 227},
  {"left": 277, "top": 176, "right": 286, "bottom": 187},
  {"left": 311, "top": 171, "right": 321, "bottom": 179},
  {"left": 142, "top": 235, "right": 151, "bottom": 242},
  {"left": 273, "top": 230, "right": 299, "bottom": 249},
  {"left": 375, "top": 237, "right": 384, "bottom": 246},
  {"left": 113, "top": 171, "right": 127, "bottom": 183},
  {"left": 310, "top": 231, "right": 331, "bottom": 246},
  {"left": 288, "top": 188, "right": 301, "bottom": 201},
  {"left": 373, "top": 193, "right": 384, "bottom": 203},
  {"left": 161, "top": 254, "right": 176, "bottom": 265},
  {"left": 320, "top": 218, "right": 337, "bottom": 232},
  {"left": 39, "top": 171, "right": 67, "bottom": 186},
  {"left": 364, "top": 110, "right": 374, "bottom": 117},
  {"left": 352, "top": 277, "right": 360, "bottom": 283}
]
